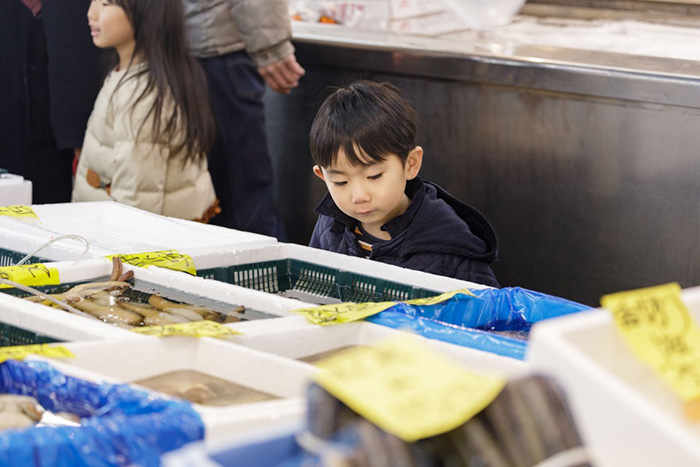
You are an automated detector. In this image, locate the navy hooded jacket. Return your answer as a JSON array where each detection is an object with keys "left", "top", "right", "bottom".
[{"left": 309, "top": 177, "right": 499, "bottom": 287}]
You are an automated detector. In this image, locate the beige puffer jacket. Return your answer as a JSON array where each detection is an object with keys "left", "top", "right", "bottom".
[
  {"left": 181, "top": 0, "right": 294, "bottom": 66},
  {"left": 72, "top": 65, "right": 217, "bottom": 221}
]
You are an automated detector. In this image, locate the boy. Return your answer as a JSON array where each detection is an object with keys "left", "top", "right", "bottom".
[{"left": 309, "top": 81, "right": 499, "bottom": 287}]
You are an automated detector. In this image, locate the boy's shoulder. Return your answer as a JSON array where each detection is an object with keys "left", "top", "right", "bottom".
[{"left": 399, "top": 178, "right": 498, "bottom": 262}]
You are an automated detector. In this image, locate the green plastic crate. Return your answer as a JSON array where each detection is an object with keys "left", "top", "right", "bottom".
[
  {"left": 0, "top": 322, "right": 61, "bottom": 347},
  {"left": 0, "top": 247, "right": 48, "bottom": 267},
  {"left": 198, "top": 259, "right": 438, "bottom": 303}
]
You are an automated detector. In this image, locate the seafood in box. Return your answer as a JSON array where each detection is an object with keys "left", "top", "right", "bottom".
[
  {"left": 132, "top": 370, "right": 279, "bottom": 406},
  {"left": 11, "top": 258, "right": 268, "bottom": 329}
]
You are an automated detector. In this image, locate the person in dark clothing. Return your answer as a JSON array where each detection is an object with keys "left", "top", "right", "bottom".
[
  {"left": 309, "top": 81, "right": 499, "bottom": 287},
  {"left": 0, "top": 0, "right": 101, "bottom": 204}
]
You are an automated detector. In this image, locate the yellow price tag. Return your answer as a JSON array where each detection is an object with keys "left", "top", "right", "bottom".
[
  {"left": 130, "top": 320, "right": 242, "bottom": 338},
  {"left": 601, "top": 283, "right": 700, "bottom": 402},
  {"left": 403, "top": 288, "right": 476, "bottom": 306},
  {"left": 0, "top": 344, "right": 75, "bottom": 364},
  {"left": 0, "top": 205, "right": 39, "bottom": 221},
  {"left": 292, "top": 301, "right": 397, "bottom": 326},
  {"left": 313, "top": 335, "right": 505, "bottom": 441},
  {"left": 0, "top": 264, "right": 60, "bottom": 289},
  {"left": 108, "top": 250, "right": 196, "bottom": 275}
]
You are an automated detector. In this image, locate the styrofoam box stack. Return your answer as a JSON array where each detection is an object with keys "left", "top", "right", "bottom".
[
  {"left": 528, "top": 285, "right": 700, "bottom": 467},
  {"left": 29, "top": 337, "right": 313, "bottom": 444},
  {"left": 229, "top": 317, "right": 528, "bottom": 377},
  {"left": 0, "top": 258, "right": 319, "bottom": 344},
  {"left": 0, "top": 201, "right": 277, "bottom": 263}
]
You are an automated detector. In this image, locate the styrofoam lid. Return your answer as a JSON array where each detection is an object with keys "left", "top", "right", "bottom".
[{"left": 13, "top": 201, "right": 277, "bottom": 256}]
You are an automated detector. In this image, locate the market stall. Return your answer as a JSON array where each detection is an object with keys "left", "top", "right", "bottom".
[{"left": 1, "top": 1, "right": 699, "bottom": 464}]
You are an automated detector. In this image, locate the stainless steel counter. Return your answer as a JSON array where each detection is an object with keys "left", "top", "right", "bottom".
[{"left": 265, "top": 20, "right": 700, "bottom": 305}]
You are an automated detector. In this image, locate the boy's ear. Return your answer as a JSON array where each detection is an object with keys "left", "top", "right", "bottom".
[
  {"left": 405, "top": 146, "right": 423, "bottom": 180},
  {"left": 313, "top": 165, "right": 326, "bottom": 181}
]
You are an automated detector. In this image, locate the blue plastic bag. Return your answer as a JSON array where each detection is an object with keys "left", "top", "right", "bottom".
[
  {"left": 367, "top": 287, "right": 591, "bottom": 360},
  {"left": 0, "top": 359, "right": 204, "bottom": 467}
]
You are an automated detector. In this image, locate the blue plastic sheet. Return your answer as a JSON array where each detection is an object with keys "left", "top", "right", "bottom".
[
  {"left": 0, "top": 359, "right": 204, "bottom": 467},
  {"left": 367, "top": 287, "right": 591, "bottom": 360}
]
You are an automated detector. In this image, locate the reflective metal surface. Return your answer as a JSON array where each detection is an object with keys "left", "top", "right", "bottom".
[{"left": 265, "top": 22, "right": 700, "bottom": 305}]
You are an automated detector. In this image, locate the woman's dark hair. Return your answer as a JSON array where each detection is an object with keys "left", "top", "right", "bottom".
[
  {"left": 310, "top": 80, "right": 417, "bottom": 168},
  {"left": 108, "top": 0, "right": 215, "bottom": 162}
]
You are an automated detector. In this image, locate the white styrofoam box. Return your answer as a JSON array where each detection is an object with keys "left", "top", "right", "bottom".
[
  {"left": 0, "top": 216, "right": 100, "bottom": 263},
  {"left": 389, "top": 0, "right": 446, "bottom": 20},
  {"left": 230, "top": 318, "right": 528, "bottom": 378},
  {"left": 0, "top": 201, "right": 277, "bottom": 261},
  {"left": 29, "top": 337, "right": 313, "bottom": 444},
  {"left": 528, "top": 285, "right": 700, "bottom": 467},
  {"left": 0, "top": 258, "right": 319, "bottom": 343},
  {"left": 183, "top": 242, "right": 491, "bottom": 295},
  {"left": 0, "top": 173, "right": 32, "bottom": 205}
]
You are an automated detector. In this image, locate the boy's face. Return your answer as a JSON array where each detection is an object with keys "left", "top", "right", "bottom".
[{"left": 313, "top": 147, "right": 423, "bottom": 238}]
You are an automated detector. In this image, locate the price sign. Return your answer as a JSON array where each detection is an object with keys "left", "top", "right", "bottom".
[
  {"left": 108, "top": 250, "right": 196, "bottom": 275},
  {"left": 0, "top": 344, "right": 75, "bottom": 364},
  {"left": 314, "top": 335, "right": 505, "bottom": 441},
  {"left": 601, "top": 283, "right": 700, "bottom": 403},
  {"left": 0, "top": 264, "right": 60, "bottom": 289},
  {"left": 292, "top": 301, "right": 397, "bottom": 326},
  {"left": 403, "top": 288, "right": 475, "bottom": 306},
  {"left": 130, "top": 320, "right": 242, "bottom": 338},
  {"left": 0, "top": 205, "right": 39, "bottom": 221}
]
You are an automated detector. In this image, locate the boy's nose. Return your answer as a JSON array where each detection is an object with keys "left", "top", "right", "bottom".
[{"left": 351, "top": 185, "right": 370, "bottom": 203}]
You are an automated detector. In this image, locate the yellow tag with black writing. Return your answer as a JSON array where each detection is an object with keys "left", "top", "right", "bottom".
[
  {"left": 601, "top": 283, "right": 700, "bottom": 402},
  {"left": 314, "top": 335, "right": 505, "bottom": 441},
  {"left": 0, "top": 205, "right": 39, "bottom": 221},
  {"left": 130, "top": 320, "right": 242, "bottom": 338},
  {"left": 403, "top": 288, "right": 476, "bottom": 306},
  {"left": 0, "top": 264, "right": 60, "bottom": 289},
  {"left": 0, "top": 344, "right": 75, "bottom": 364},
  {"left": 108, "top": 250, "right": 196, "bottom": 275},
  {"left": 292, "top": 301, "right": 397, "bottom": 326}
]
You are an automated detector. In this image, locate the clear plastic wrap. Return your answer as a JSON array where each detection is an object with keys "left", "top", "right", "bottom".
[{"left": 0, "top": 359, "right": 204, "bottom": 466}]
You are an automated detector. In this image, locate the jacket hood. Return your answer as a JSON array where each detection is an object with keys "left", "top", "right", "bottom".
[{"left": 314, "top": 177, "right": 498, "bottom": 263}]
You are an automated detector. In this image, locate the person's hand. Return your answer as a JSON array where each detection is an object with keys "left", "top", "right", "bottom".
[{"left": 257, "top": 54, "right": 305, "bottom": 94}]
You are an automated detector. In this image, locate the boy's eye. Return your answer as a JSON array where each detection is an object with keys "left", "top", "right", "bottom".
[
  {"left": 368, "top": 173, "right": 383, "bottom": 180},
  {"left": 332, "top": 181, "right": 347, "bottom": 187}
]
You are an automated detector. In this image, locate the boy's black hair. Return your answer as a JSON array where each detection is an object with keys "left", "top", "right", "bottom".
[{"left": 310, "top": 80, "right": 417, "bottom": 168}]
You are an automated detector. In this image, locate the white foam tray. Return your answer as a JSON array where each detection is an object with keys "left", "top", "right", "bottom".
[
  {"left": 528, "top": 285, "right": 700, "bottom": 467},
  {"left": 230, "top": 318, "right": 527, "bottom": 378},
  {"left": 182, "top": 242, "right": 492, "bottom": 295},
  {"left": 0, "top": 258, "right": 318, "bottom": 343},
  {"left": 0, "top": 201, "right": 276, "bottom": 262},
  {"left": 30, "top": 337, "right": 312, "bottom": 443}
]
